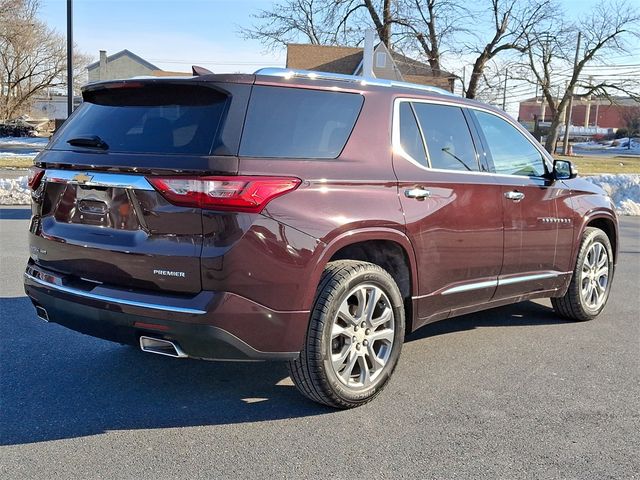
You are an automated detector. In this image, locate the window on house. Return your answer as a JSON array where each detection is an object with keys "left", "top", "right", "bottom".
[{"left": 376, "top": 52, "right": 387, "bottom": 68}]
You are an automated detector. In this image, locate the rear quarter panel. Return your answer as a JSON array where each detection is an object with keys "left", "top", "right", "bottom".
[{"left": 236, "top": 86, "right": 411, "bottom": 311}]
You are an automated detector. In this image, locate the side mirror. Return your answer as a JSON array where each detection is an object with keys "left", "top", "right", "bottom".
[{"left": 553, "top": 159, "right": 578, "bottom": 180}]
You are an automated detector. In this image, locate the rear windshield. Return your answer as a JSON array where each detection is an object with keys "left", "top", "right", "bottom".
[
  {"left": 50, "top": 84, "right": 228, "bottom": 155},
  {"left": 239, "top": 86, "right": 363, "bottom": 159}
]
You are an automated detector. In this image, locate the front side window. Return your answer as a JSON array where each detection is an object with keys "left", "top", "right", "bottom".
[
  {"left": 412, "top": 103, "right": 479, "bottom": 172},
  {"left": 239, "top": 86, "right": 363, "bottom": 159},
  {"left": 473, "top": 110, "right": 546, "bottom": 177}
]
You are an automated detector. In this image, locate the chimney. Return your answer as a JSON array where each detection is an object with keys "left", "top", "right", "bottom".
[
  {"left": 99, "top": 50, "right": 107, "bottom": 80},
  {"left": 362, "top": 29, "right": 375, "bottom": 78}
]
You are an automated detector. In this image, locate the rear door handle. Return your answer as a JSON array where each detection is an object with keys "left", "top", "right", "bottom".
[
  {"left": 504, "top": 190, "right": 525, "bottom": 202},
  {"left": 404, "top": 187, "right": 431, "bottom": 200}
]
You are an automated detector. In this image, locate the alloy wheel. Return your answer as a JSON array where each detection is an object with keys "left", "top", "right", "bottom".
[
  {"left": 580, "top": 241, "right": 609, "bottom": 309},
  {"left": 329, "top": 284, "right": 395, "bottom": 389}
]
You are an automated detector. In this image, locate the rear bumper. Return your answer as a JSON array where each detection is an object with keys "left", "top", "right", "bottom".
[{"left": 23, "top": 263, "right": 308, "bottom": 361}]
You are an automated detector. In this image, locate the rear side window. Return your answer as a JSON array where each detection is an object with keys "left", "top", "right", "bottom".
[
  {"left": 398, "top": 102, "right": 428, "bottom": 167},
  {"left": 239, "top": 86, "right": 363, "bottom": 158},
  {"left": 412, "top": 103, "right": 479, "bottom": 172},
  {"left": 50, "top": 84, "right": 228, "bottom": 155}
]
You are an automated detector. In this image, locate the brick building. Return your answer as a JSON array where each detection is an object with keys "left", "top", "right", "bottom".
[
  {"left": 286, "top": 43, "right": 455, "bottom": 92},
  {"left": 518, "top": 96, "right": 639, "bottom": 131}
]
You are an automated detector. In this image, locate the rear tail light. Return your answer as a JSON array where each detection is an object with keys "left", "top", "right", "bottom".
[
  {"left": 146, "top": 176, "right": 301, "bottom": 213},
  {"left": 28, "top": 167, "right": 45, "bottom": 191}
]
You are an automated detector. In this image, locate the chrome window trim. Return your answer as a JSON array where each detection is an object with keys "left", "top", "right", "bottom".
[
  {"left": 43, "top": 169, "right": 154, "bottom": 191},
  {"left": 436, "top": 271, "right": 567, "bottom": 297},
  {"left": 392, "top": 97, "right": 554, "bottom": 178},
  {"left": 24, "top": 272, "right": 206, "bottom": 315}
]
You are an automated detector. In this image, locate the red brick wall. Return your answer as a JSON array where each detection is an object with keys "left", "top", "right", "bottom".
[{"left": 518, "top": 101, "right": 633, "bottom": 129}]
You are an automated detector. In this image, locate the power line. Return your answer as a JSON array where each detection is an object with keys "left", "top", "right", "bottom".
[{"left": 582, "top": 63, "right": 640, "bottom": 69}]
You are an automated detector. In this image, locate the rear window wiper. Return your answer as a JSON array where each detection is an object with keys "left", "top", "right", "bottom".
[{"left": 66, "top": 135, "right": 109, "bottom": 150}]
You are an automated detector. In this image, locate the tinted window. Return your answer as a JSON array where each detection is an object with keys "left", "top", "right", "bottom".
[
  {"left": 412, "top": 103, "right": 479, "bottom": 172},
  {"left": 398, "top": 102, "right": 428, "bottom": 167},
  {"left": 240, "top": 86, "right": 363, "bottom": 158},
  {"left": 51, "top": 84, "right": 228, "bottom": 155},
  {"left": 473, "top": 110, "right": 546, "bottom": 177}
]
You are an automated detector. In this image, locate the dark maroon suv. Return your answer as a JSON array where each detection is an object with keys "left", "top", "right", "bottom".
[{"left": 24, "top": 68, "right": 618, "bottom": 408}]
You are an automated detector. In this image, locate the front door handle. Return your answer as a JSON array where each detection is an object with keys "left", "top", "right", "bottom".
[
  {"left": 504, "top": 190, "right": 525, "bottom": 202},
  {"left": 405, "top": 187, "right": 431, "bottom": 200}
]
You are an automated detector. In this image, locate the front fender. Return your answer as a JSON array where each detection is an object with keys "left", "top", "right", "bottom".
[{"left": 566, "top": 180, "right": 619, "bottom": 268}]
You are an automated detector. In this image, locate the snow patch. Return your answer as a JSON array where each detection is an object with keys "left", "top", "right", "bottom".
[
  {"left": 0, "top": 152, "right": 38, "bottom": 158},
  {"left": 585, "top": 174, "right": 640, "bottom": 216},
  {"left": 574, "top": 137, "right": 640, "bottom": 152},
  {"left": 0, "top": 136, "right": 49, "bottom": 147},
  {"left": 0, "top": 176, "right": 30, "bottom": 205}
]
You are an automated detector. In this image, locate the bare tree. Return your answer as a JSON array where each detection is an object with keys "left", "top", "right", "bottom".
[
  {"left": 240, "top": 0, "right": 333, "bottom": 49},
  {"left": 242, "top": 0, "right": 403, "bottom": 50},
  {"left": 241, "top": 0, "right": 463, "bottom": 75},
  {"left": 0, "top": 0, "right": 89, "bottom": 120},
  {"left": 620, "top": 105, "right": 640, "bottom": 136},
  {"left": 519, "top": 0, "right": 640, "bottom": 152},
  {"left": 315, "top": 0, "right": 398, "bottom": 47},
  {"left": 464, "top": 0, "right": 550, "bottom": 99},
  {"left": 393, "top": 0, "right": 465, "bottom": 75}
]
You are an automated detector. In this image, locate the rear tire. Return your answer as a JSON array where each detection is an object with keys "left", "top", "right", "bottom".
[
  {"left": 288, "top": 260, "right": 405, "bottom": 409},
  {"left": 551, "top": 227, "right": 614, "bottom": 321}
]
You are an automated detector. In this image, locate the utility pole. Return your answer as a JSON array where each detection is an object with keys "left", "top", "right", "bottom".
[
  {"left": 501, "top": 69, "right": 508, "bottom": 110},
  {"left": 562, "top": 32, "right": 581, "bottom": 156},
  {"left": 66, "top": 0, "right": 73, "bottom": 117}
]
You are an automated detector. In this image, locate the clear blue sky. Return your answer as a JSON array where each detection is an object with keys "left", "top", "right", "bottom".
[
  {"left": 39, "top": 0, "right": 639, "bottom": 115},
  {"left": 40, "top": 0, "right": 286, "bottom": 73},
  {"left": 40, "top": 0, "right": 639, "bottom": 73}
]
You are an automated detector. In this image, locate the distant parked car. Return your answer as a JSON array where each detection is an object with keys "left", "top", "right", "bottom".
[
  {"left": 0, "top": 117, "right": 37, "bottom": 137},
  {"left": 24, "top": 69, "right": 618, "bottom": 408}
]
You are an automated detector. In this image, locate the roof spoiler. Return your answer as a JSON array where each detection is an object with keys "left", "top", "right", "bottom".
[{"left": 192, "top": 65, "right": 213, "bottom": 76}]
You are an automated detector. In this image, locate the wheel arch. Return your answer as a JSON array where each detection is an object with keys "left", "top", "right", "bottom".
[
  {"left": 582, "top": 212, "right": 619, "bottom": 264},
  {"left": 305, "top": 228, "right": 418, "bottom": 332}
]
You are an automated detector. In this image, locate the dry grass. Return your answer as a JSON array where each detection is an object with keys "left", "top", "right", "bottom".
[
  {"left": 556, "top": 154, "right": 640, "bottom": 175},
  {"left": 0, "top": 157, "right": 33, "bottom": 168}
]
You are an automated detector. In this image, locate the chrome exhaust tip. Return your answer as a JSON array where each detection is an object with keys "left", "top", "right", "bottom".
[
  {"left": 139, "top": 336, "right": 188, "bottom": 358},
  {"left": 35, "top": 306, "right": 49, "bottom": 322}
]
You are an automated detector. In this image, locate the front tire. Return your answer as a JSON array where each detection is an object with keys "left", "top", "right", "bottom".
[
  {"left": 552, "top": 227, "right": 614, "bottom": 321},
  {"left": 288, "top": 260, "right": 405, "bottom": 408}
]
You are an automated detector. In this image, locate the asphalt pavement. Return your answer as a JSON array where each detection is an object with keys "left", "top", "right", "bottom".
[{"left": 1, "top": 207, "right": 638, "bottom": 479}]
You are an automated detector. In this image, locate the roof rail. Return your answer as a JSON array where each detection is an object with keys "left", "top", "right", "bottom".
[{"left": 254, "top": 67, "right": 456, "bottom": 96}]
